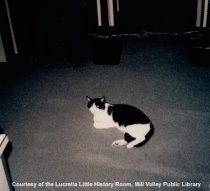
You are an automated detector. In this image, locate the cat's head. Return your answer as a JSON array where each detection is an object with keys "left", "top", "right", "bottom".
[{"left": 86, "top": 96, "right": 106, "bottom": 114}]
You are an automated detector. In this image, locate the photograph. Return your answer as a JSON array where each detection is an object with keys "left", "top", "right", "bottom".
[{"left": 0, "top": 0, "right": 210, "bottom": 190}]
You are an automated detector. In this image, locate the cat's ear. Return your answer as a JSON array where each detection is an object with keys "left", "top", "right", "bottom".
[
  {"left": 86, "top": 96, "right": 92, "bottom": 103},
  {"left": 100, "top": 96, "right": 106, "bottom": 103}
]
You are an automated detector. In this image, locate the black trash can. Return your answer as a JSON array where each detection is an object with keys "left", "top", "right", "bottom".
[
  {"left": 90, "top": 36, "right": 122, "bottom": 65},
  {"left": 190, "top": 33, "right": 210, "bottom": 66},
  {"left": 191, "top": 45, "right": 210, "bottom": 66}
]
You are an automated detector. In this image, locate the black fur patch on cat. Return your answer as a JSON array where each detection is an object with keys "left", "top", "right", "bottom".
[
  {"left": 107, "top": 106, "right": 113, "bottom": 115},
  {"left": 109, "top": 104, "right": 151, "bottom": 126},
  {"left": 87, "top": 99, "right": 94, "bottom": 108},
  {"left": 124, "top": 123, "right": 155, "bottom": 147},
  {"left": 87, "top": 97, "right": 106, "bottom": 110}
]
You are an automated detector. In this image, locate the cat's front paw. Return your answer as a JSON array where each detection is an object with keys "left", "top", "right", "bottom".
[
  {"left": 93, "top": 122, "right": 102, "bottom": 129},
  {"left": 93, "top": 122, "right": 112, "bottom": 129},
  {"left": 112, "top": 139, "right": 127, "bottom": 147},
  {"left": 93, "top": 123, "right": 100, "bottom": 129}
]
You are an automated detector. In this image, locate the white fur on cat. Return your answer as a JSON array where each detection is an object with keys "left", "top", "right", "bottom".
[{"left": 89, "top": 102, "right": 151, "bottom": 149}]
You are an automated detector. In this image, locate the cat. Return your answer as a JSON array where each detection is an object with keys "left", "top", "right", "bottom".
[{"left": 86, "top": 96, "right": 154, "bottom": 149}]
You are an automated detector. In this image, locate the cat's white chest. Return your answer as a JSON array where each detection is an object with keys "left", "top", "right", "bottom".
[{"left": 93, "top": 112, "right": 116, "bottom": 129}]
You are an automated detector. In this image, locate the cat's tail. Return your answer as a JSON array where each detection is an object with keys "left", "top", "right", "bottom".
[
  {"left": 147, "top": 123, "right": 155, "bottom": 140},
  {"left": 135, "top": 123, "right": 155, "bottom": 147}
]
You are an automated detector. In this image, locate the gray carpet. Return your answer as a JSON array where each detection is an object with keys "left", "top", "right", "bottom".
[{"left": 0, "top": 38, "right": 210, "bottom": 191}]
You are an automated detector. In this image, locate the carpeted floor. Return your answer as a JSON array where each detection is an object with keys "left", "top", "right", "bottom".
[{"left": 0, "top": 38, "right": 210, "bottom": 191}]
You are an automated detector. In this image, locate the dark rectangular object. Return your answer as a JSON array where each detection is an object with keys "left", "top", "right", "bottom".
[
  {"left": 91, "top": 37, "right": 122, "bottom": 65},
  {"left": 191, "top": 46, "right": 210, "bottom": 66}
]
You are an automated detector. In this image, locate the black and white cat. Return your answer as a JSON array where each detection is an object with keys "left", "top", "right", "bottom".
[{"left": 87, "top": 96, "right": 154, "bottom": 149}]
